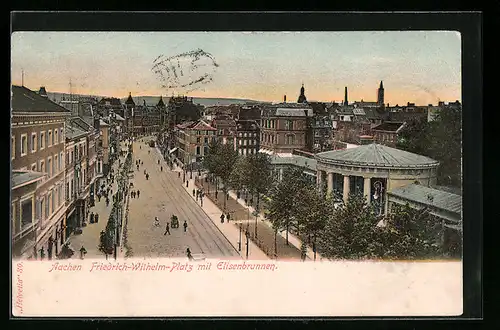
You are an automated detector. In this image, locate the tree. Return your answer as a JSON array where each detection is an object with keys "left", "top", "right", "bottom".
[
  {"left": 229, "top": 155, "right": 250, "bottom": 196},
  {"left": 317, "top": 194, "right": 380, "bottom": 259},
  {"left": 98, "top": 230, "right": 112, "bottom": 259},
  {"left": 397, "top": 105, "right": 462, "bottom": 188},
  {"left": 379, "top": 203, "right": 444, "bottom": 259},
  {"left": 245, "top": 153, "right": 272, "bottom": 211},
  {"left": 266, "top": 167, "right": 312, "bottom": 246}
]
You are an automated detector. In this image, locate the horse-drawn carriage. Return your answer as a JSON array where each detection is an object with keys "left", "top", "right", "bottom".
[{"left": 170, "top": 215, "right": 179, "bottom": 228}]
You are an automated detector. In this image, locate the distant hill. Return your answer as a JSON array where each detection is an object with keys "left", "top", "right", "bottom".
[
  {"left": 120, "top": 96, "right": 263, "bottom": 107},
  {"left": 44, "top": 92, "right": 264, "bottom": 107}
]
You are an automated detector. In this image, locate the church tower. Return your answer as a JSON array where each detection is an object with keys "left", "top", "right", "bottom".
[
  {"left": 344, "top": 86, "right": 348, "bottom": 106},
  {"left": 297, "top": 84, "right": 307, "bottom": 103},
  {"left": 377, "top": 81, "right": 385, "bottom": 106}
]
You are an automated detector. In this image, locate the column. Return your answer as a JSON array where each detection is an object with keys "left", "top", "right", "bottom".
[
  {"left": 327, "top": 172, "right": 333, "bottom": 196},
  {"left": 364, "top": 177, "right": 371, "bottom": 203},
  {"left": 343, "top": 175, "right": 350, "bottom": 203},
  {"left": 317, "top": 170, "right": 323, "bottom": 188}
]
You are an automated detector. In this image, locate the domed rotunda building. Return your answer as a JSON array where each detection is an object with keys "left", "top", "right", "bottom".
[{"left": 315, "top": 143, "right": 440, "bottom": 214}]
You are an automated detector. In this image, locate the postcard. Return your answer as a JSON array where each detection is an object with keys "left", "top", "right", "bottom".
[{"left": 11, "top": 30, "right": 463, "bottom": 317}]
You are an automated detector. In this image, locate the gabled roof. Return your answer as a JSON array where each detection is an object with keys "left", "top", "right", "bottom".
[
  {"left": 388, "top": 183, "right": 462, "bottom": 215},
  {"left": 125, "top": 93, "right": 135, "bottom": 106},
  {"left": 12, "top": 85, "right": 71, "bottom": 113},
  {"left": 191, "top": 120, "right": 217, "bottom": 131},
  {"left": 316, "top": 143, "right": 439, "bottom": 168}
]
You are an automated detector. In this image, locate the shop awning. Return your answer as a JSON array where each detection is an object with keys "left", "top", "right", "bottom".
[{"left": 169, "top": 147, "right": 178, "bottom": 154}]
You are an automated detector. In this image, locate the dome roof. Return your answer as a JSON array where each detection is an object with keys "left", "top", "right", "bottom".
[{"left": 316, "top": 143, "right": 439, "bottom": 169}]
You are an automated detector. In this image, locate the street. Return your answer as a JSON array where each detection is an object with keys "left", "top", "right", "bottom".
[{"left": 125, "top": 138, "right": 240, "bottom": 259}]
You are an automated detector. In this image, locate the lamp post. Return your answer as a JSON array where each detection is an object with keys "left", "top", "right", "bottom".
[
  {"left": 238, "top": 222, "right": 242, "bottom": 252},
  {"left": 245, "top": 228, "right": 249, "bottom": 259}
]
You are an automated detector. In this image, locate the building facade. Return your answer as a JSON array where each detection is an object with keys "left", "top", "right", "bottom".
[
  {"left": 260, "top": 104, "right": 314, "bottom": 154},
  {"left": 11, "top": 85, "right": 71, "bottom": 259},
  {"left": 174, "top": 120, "right": 217, "bottom": 167}
]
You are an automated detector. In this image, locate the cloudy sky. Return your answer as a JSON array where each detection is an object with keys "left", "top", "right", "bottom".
[{"left": 11, "top": 31, "right": 461, "bottom": 105}]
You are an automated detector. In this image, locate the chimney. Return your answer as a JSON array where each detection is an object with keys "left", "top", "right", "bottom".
[
  {"left": 284, "top": 95, "right": 287, "bottom": 102},
  {"left": 38, "top": 86, "right": 48, "bottom": 98}
]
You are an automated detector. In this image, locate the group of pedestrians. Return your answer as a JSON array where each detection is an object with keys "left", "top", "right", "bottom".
[
  {"left": 130, "top": 190, "right": 140, "bottom": 199},
  {"left": 220, "top": 212, "right": 231, "bottom": 223},
  {"left": 153, "top": 217, "right": 189, "bottom": 234}
]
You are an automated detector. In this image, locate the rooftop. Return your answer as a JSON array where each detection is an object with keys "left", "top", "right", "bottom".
[
  {"left": 316, "top": 143, "right": 439, "bottom": 168},
  {"left": 388, "top": 183, "right": 462, "bottom": 215},
  {"left": 12, "top": 171, "right": 45, "bottom": 189},
  {"left": 12, "top": 85, "right": 71, "bottom": 113},
  {"left": 66, "top": 125, "right": 88, "bottom": 139},
  {"left": 270, "top": 154, "right": 317, "bottom": 171}
]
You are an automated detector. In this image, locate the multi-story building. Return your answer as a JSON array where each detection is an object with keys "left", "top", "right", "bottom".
[
  {"left": 11, "top": 85, "right": 71, "bottom": 260},
  {"left": 174, "top": 120, "right": 217, "bottom": 168},
  {"left": 211, "top": 114, "right": 236, "bottom": 146},
  {"left": 259, "top": 103, "right": 314, "bottom": 154},
  {"left": 234, "top": 120, "right": 260, "bottom": 156},
  {"left": 311, "top": 115, "right": 333, "bottom": 152},
  {"left": 371, "top": 121, "right": 406, "bottom": 147},
  {"left": 98, "top": 119, "right": 110, "bottom": 175}
]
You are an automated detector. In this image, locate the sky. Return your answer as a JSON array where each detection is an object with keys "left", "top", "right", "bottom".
[{"left": 11, "top": 31, "right": 461, "bottom": 105}]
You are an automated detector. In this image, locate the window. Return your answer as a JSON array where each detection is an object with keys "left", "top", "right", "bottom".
[
  {"left": 20, "top": 196, "right": 34, "bottom": 229},
  {"left": 54, "top": 129, "right": 59, "bottom": 144},
  {"left": 60, "top": 128, "right": 64, "bottom": 142},
  {"left": 204, "top": 137, "right": 208, "bottom": 144},
  {"left": 204, "top": 146, "right": 208, "bottom": 155},
  {"left": 40, "top": 160, "right": 45, "bottom": 173},
  {"left": 44, "top": 195, "right": 49, "bottom": 218},
  {"left": 40, "top": 131, "right": 46, "bottom": 149},
  {"left": 20, "top": 134, "right": 28, "bottom": 156},
  {"left": 285, "top": 120, "right": 293, "bottom": 130},
  {"left": 65, "top": 183, "right": 69, "bottom": 201},
  {"left": 54, "top": 154, "right": 58, "bottom": 173},
  {"left": 31, "top": 163, "right": 37, "bottom": 171},
  {"left": 31, "top": 133, "right": 37, "bottom": 153},
  {"left": 196, "top": 146, "right": 201, "bottom": 155},
  {"left": 59, "top": 152, "right": 63, "bottom": 171},
  {"left": 196, "top": 137, "right": 201, "bottom": 143},
  {"left": 51, "top": 190, "right": 55, "bottom": 213},
  {"left": 47, "top": 157, "right": 52, "bottom": 177},
  {"left": 11, "top": 136, "right": 15, "bottom": 160},
  {"left": 286, "top": 134, "right": 295, "bottom": 145},
  {"left": 48, "top": 130, "right": 53, "bottom": 146}
]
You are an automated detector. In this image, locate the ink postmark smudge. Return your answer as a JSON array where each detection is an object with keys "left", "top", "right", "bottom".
[{"left": 151, "top": 49, "right": 219, "bottom": 94}]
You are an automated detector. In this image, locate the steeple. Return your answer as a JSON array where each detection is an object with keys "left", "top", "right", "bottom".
[
  {"left": 344, "top": 86, "right": 348, "bottom": 106},
  {"left": 297, "top": 83, "right": 307, "bottom": 103},
  {"left": 377, "top": 81, "right": 385, "bottom": 106},
  {"left": 125, "top": 92, "right": 135, "bottom": 107},
  {"left": 157, "top": 95, "right": 165, "bottom": 108}
]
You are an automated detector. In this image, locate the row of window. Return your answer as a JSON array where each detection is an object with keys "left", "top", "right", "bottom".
[
  {"left": 30, "top": 152, "right": 65, "bottom": 177},
  {"left": 12, "top": 127, "right": 64, "bottom": 159},
  {"left": 238, "top": 139, "right": 257, "bottom": 146},
  {"left": 261, "top": 119, "right": 295, "bottom": 130},
  {"left": 238, "top": 132, "right": 258, "bottom": 138},
  {"left": 12, "top": 180, "right": 64, "bottom": 233},
  {"left": 238, "top": 148, "right": 256, "bottom": 156},
  {"left": 195, "top": 136, "right": 216, "bottom": 144}
]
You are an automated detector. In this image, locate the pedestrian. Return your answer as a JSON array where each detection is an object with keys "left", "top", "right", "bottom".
[
  {"left": 154, "top": 216, "right": 160, "bottom": 227},
  {"left": 158, "top": 159, "right": 160, "bottom": 165},
  {"left": 97, "top": 193, "right": 101, "bottom": 202},
  {"left": 80, "top": 246, "right": 87, "bottom": 259},
  {"left": 144, "top": 169, "right": 147, "bottom": 175},
  {"left": 146, "top": 173, "right": 149, "bottom": 180},
  {"left": 106, "top": 198, "right": 109, "bottom": 207},
  {"left": 215, "top": 190, "right": 218, "bottom": 200},
  {"left": 40, "top": 247, "right": 45, "bottom": 260},
  {"left": 192, "top": 189, "right": 196, "bottom": 197},
  {"left": 227, "top": 213, "right": 231, "bottom": 222},
  {"left": 163, "top": 223, "right": 171, "bottom": 235},
  {"left": 160, "top": 166, "right": 163, "bottom": 172},
  {"left": 178, "top": 172, "right": 181, "bottom": 178},
  {"left": 95, "top": 214, "right": 99, "bottom": 223},
  {"left": 220, "top": 213, "right": 225, "bottom": 223},
  {"left": 137, "top": 190, "right": 140, "bottom": 198},
  {"left": 186, "top": 248, "right": 193, "bottom": 261},
  {"left": 183, "top": 220, "right": 188, "bottom": 232},
  {"left": 131, "top": 191, "right": 134, "bottom": 198},
  {"left": 90, "top": 212, "right": 95, "bottom": 224}
]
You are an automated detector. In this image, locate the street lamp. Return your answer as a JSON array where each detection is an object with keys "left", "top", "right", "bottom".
[
  {"left": 245, "top": 228, "right": 249, "bottom": 259},
  {"left": 253, "top": 205, "right": 259, "bottom": 240},
  {"left": 238, "top": 222, "right": 242, "bottom": 252}
]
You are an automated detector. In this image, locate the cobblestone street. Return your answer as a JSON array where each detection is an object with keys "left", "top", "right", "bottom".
[{"left": 125, "top": 138, "right": 240, "bottom": 259}]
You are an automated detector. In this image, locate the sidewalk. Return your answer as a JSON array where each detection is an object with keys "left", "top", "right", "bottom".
[
  {"left": 68, "top": 158, "right": 123, "bottom": 259},
  {"left": 170, "top": 164, "right": 269, "bottom": 260},
  {"left": 226, "top": 190, "right": 326, "bottom": 261}
]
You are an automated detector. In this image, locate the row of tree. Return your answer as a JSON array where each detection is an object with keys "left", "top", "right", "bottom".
[
  {"left": 202, "top": 141, "right": 460, "bottom": 260},
  {"left": 396, "top": 104, "right": 462, "bottom": 188},
  {"left": 98, "top": 152, "right": 133, "bottom": 259}
]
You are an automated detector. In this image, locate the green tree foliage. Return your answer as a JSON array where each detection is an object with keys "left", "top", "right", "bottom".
[
  {"left": 397, "top": 105, "right": 462, "bottom": 188},
  {"left": 98, "top": 230, "right": 112, "bottom": 259},
  {"left": 379, "top": 204, "right": 444, "bottom": 259},
  {"left": 266, "top": 167, "right": 312, "bottom": 245},
  {"left": 229, "top": 156, "right": 250, "bottom": 193},
  {"left": 202, "top": 140, "right": 239, "bottom": 209},
  {"left": 245, "top": 153, "right": 273, "bottom": 209}
]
